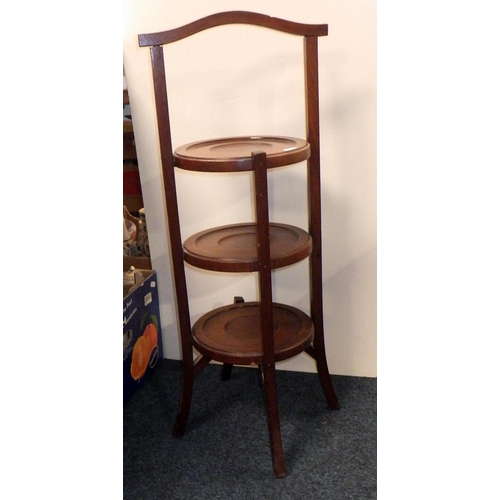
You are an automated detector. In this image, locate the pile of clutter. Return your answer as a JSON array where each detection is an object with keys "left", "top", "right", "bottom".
[{"left": 123, "top": 206, "right": 150, "bottom": 257}]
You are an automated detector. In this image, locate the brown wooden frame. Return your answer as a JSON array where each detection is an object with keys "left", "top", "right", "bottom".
[{"left": 139, "top": 11, "right": 339, "bottom": 479}]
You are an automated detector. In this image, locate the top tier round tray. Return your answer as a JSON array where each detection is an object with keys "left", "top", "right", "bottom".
[{"left": 174, "top": 135, "right": 310, "bottom": 172}]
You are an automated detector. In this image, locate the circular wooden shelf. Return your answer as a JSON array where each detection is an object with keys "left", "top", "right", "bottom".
[
  {"left": 192, "top": 301, "right": 314, "bottom": 365},
  {"left": 174, "top": 136, "right": 310, "bottom": 172},
  {"left": 183, "top": 223, "right": 312, "bottom": 272}
]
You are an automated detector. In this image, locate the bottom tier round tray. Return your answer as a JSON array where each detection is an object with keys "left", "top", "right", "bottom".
[{"left": 192, "top": 301, "right": 313, "bottom": 365}]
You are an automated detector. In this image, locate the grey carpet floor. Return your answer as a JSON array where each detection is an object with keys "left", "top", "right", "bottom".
[{"left": 124, "top": 359, "right": 376, "bottom": 499}]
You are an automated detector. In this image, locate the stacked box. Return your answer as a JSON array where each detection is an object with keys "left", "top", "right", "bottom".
[{"left": 123, "top": 269, "right": 163, "bottom": 404}]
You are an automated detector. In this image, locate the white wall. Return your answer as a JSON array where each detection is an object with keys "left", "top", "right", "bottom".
[{"left": 123, "top": 0, "right": 376, "bottom": 377}]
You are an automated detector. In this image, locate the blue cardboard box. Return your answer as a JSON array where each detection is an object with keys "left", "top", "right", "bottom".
[{"left": 123, "top": 269, "right": 163, "bottom": 404}]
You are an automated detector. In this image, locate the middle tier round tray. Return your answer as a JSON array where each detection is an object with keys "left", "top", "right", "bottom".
[
  {"left": 174, "top": 135, "right": 310, "bottom": 172},
  {"left": 192, "top": 301, "right": 314, "bottom": 365},
  {"left": 183, "top": 222, "right": 312, "bottom": 272}
]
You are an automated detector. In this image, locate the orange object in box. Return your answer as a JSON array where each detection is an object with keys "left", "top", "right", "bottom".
[{"left": 123, "top": 268, "right": 162, "bottom": 403}]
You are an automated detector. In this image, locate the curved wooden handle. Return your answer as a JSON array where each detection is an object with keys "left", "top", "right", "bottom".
[{"left": 138, "top": 11, "right": 327, "bottom": 47}]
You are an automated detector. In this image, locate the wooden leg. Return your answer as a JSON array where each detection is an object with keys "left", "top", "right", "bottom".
[
  {"left": 261, "top": 363, "right": 286, "bottom": 478},
  {"left": 316, "top": 349, "right": 340, "bottom": 410},
  {"left": 172, "top": 354, "right": 194, "bottom": 437},
  {"left": 220, "top": 363, "right": 233, "bottom": 381},
  {"left": 306, "top": 345, "right": 340, "bottom": 410},
  {"left": 173, "top": 354, "right": 212, "bottom": 436}
]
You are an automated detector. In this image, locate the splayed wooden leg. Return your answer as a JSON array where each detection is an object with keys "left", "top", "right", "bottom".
[{"left": 261, "top": 363, "right": 286, "bottom": 478}]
